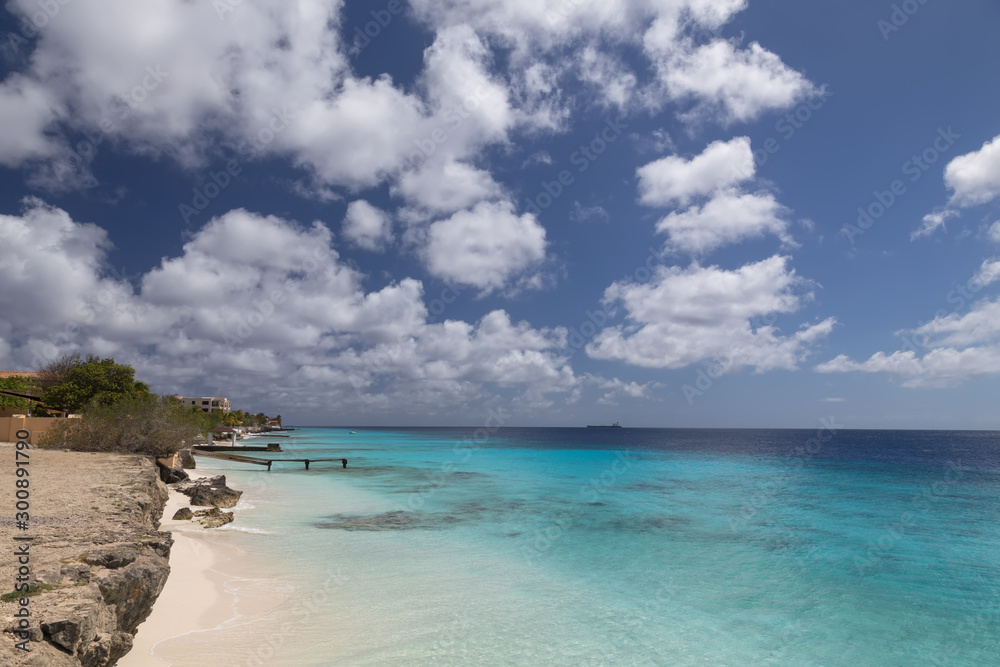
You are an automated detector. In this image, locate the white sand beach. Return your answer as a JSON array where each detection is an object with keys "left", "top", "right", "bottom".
[{"left": 119, "top": 472, "right": 247, "bottom": 666}]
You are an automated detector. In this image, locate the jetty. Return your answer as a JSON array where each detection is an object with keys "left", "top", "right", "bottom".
[
  {"left": 195, "top": 443, "right": 283, "bottom": 452},
  {"left": 192, "top": 449, "right": 347, "bottom": 470}
]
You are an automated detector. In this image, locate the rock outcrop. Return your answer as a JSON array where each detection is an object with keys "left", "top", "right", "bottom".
[
  {"left": 0, "top": 450, "right": 173, "bottom": 666},
  {"left": 177, "top": 448, "right": 196, "bottom": 469},
  {"left": 171, "top": 507, "right": 194, "bottom": 521},
  {"left": 172, "top": 475, "right": 242, "bottom": 508},
  {"left": 193, "top": 508, "right": 235, "bottom": 528}
]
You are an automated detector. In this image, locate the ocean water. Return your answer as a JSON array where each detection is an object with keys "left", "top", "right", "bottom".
[{"left": 151, "top": 428, "right": 1000, "bottom": 666}]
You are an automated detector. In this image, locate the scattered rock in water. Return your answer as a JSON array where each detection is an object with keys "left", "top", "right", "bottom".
[
  {"left": 172, "top": 507, "right": 194, "bottom": 520},
  {"left": 173, "top": 475, "right": 243, "bottom": 508},
  {"left": 316, "top": 511, "right": 441, "bottom": 531},
  {"left": 193, "top": 507, "right": 235, "bottom": 528}
]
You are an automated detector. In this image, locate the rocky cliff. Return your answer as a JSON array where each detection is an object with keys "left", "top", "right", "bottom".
[{"left": 0, "top": 448, "right": 173, "bottom": 666}]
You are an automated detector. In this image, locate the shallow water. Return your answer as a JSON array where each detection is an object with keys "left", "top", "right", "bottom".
[{"left": 152, "top": 428, "right": 1000, "bottom": 666}]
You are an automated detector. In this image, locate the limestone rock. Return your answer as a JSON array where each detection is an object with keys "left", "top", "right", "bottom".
[
  {"left": 94, "top": 550, "right": 171, "bottom": 632},
  {"left": 0, "top": 452, "right": 177, "bottom": 667},
  {"left": 178, "top": 448, "right": 197, "bottom": 469},
  {"left": 193, "top": 507, "right": 235, "bottom": 528},
  {"left": 173, "top": 474, "right": 243, "bottom": 508},
  {"left": 158, "top": 465, "right": 189, "bottom": 484},
  {"left": 172, "top": 507, "right": 194, "bottom": 520},
  {"left": 83, "top": 544, "right": 139, "bottom": 569}
]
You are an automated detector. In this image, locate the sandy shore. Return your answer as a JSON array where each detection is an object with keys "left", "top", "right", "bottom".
[{"left": 119, "top": 470, "right": 243, "bottom": 666}]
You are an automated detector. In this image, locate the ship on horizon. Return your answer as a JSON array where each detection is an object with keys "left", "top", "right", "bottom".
[{"left": 586, "top": 421, "right": 622, "bottom": 428}]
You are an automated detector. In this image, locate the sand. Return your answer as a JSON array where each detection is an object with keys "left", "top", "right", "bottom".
[{"left": 119, "top": 470, "right": 242, "bottom": 666}]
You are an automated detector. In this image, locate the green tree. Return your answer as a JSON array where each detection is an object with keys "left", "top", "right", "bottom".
[
  {"left": 36, "top": 353, "right": 84, "bottom": 391},
  {"left": 0, "top": 375, "right": 38, "bottom": 411},
  {"left": 40, "top": 355, "right": 150, "bottom": 412},
  {"left": 39, "top": 395, "right": 203, "bottom": 457}
]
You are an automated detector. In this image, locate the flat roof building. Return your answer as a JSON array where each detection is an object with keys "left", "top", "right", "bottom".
[{"left": 178, "top": 396, "right": 231, "bottom": 413}]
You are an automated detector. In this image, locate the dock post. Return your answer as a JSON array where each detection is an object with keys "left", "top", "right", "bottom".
[
  {"left": 342, "top": 459, "right": 347, "bottom": 468},
  {"left": 305, "top": 459, "right": 310, "bottom": 470},
  {"left": 267, "top": 461, "right": 272, "bottom": 471}
]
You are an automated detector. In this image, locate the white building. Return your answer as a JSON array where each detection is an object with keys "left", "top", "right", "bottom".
[{"left": 178, "top": 396, "right": 231, "bottom": 413}]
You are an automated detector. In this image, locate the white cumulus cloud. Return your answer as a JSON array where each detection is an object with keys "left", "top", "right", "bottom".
[
  {"left": 342, "top": 201, "right": 393, "bottom": 252},
  {"left": 587, "top": 255, "right": 834, "bottom": 371},
  {"left": 637, "top": 137, "right": 754, "bottom": 207},
  {"left": 422, "top": 201, "right": 548, "bottom": 293},
  {"left": 945, "top": 135, "right": 1000, "bottom": 207},
  {"left": 653, "top": 39, "right": 816, "bottom": 125},
  {"left": 655, "top": 190, "right": 792, "bottom": 255}
]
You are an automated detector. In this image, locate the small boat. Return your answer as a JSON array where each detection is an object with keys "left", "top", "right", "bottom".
[
  {"left": 586, "top": 422, "right": 622, "bottom": 428},
  {"left": 349, "top": 430, "right": 357, "bottom": 434}
]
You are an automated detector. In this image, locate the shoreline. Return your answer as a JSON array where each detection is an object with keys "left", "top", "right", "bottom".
[
  {"left": 120, "top": 466, "right": 289, "bottom": 666},
  {"left": 118, "top": 469, "right": 241, "bottom": 666}
]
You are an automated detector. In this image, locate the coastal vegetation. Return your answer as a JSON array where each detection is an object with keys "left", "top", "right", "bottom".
[
  {"left": 39, "top": 354, "right": 151, "bottom": 413},
  {"left": 0, "top": 373, "right": 38, "bottom": 411},
  {"left": 39, "top": 394, "right": 204, "bottom": 457},
  {"left": 32, "top": 354, "right": 281, "bottom": 455}
]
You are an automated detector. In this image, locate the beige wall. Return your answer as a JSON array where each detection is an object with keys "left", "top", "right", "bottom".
[{"left": 1, "top": 415, "right": 77, "bottom": 444}]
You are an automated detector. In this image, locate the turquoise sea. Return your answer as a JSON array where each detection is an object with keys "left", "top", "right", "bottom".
[{"left": 154, "top": 427, "right": 1000, "bottom": 666}]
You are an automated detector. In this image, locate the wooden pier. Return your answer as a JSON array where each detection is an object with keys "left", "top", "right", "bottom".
[{"left": 192, "top": 449, "right": 347, "bottom": 470}]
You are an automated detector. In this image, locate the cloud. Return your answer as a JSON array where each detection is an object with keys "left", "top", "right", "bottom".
[
  {"left": 637, "top": 137, "right": 793, "bottom": 254},
  {"left": 973, "top": 258, "right": 1000, "bottom": 288},
  {"left": 393, "top": 159, "right": 503, "bottom": 217},
  {"left": 637, "top": 137, "right": 754, "bottom": 206},
  {"left": 655, "top": 190, "right": 793, "bottom": 255},
  {"left": 342, "top": 201, "right": 393, "bottom": 252},
  {"left": 421, "top": 201, "right": 548, "bottom": 293},
  {"left": 652, "top": 39, "right": 816, "bottom": 125},
  {"left": 0, "top": 202, "right": 577, "bottom": 418},
  {"left": 588, "top": 375, "right": 660, "bottom": 405},
  {"left": 912, "top": 209, "right": 958, "bottom": 240},
  {"left": 587, "top": 255, "right": 834, "bottom": 371},
  {"left": 945, "top": 135, "right": 1000, "bottom": 207},
  {"left": 816, "top": 289, "right": 1000, "bottom": 386},
  {"left": 0, "top": 198, "right": 120, "bottom": 334},
  {"left": 577, "top": 45, "right": 638, "bottom": 110},
  {"left": 0, "top": 76, "right": 63, "bottom": 166},
  {"left": 569, "top": 202, "right": 609, "bottom": 224},
  {"left": 915, "top": 134, "right": 1000, "bottom": 240}
]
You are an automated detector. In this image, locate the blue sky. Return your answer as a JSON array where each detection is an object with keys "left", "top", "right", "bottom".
[{"left": 1, "top": 0, "right": 999, "bottom": 428}]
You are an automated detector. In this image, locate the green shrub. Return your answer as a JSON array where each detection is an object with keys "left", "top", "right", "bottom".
[{"left": 39, "top": 395, "right": 202, "bottom": 457}]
